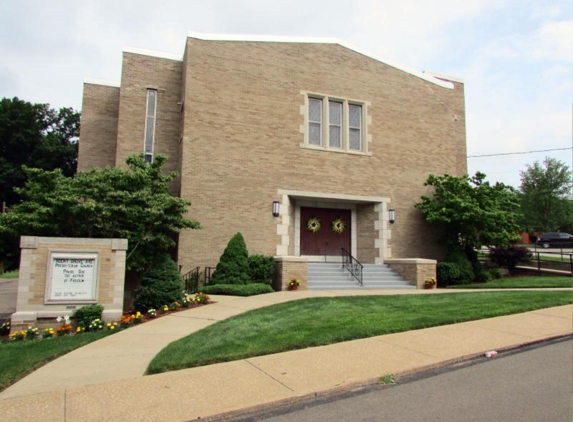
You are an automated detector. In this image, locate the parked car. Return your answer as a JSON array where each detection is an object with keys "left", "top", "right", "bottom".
[{"left": 535, "top": 232, "right": 573, "bottom": 248}]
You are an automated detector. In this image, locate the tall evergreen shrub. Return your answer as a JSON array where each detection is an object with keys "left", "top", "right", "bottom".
[
  {"left": 210, "top": 233, "right": 250, "bottom": 285},
  {"left": 134, "top": 254, "right": 184, "bottom": 312}
]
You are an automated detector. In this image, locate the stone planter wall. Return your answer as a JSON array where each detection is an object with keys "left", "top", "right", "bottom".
[
  {"left": 274, "top": 257, "right": 308, "bottom": 291},
  {"left": 385, "top": 258, "right": 437, "bottom": 289}
]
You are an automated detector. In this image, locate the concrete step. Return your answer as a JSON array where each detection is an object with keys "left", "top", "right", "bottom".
[{"left": 307, "top": 263, "right": 415, "bottom": 290}]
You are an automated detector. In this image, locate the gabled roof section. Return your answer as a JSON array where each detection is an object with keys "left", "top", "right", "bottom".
[{"left": 187, "top": 31, "right": 456, "bottom": 89}]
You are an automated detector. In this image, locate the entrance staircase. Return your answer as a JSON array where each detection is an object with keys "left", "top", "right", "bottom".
[{"left": 307, "top": 262, "right": 415, "bottom": 290}]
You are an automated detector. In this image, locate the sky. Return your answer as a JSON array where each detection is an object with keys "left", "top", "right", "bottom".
[{"left": 0, "top": 0, "right": 571, "bottom": 189}]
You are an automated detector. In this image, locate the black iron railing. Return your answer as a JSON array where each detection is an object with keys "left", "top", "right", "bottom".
[
  {"left": 204, "top": 267, "right": 216, "bottom": 285},
  {"left": 341, "top": 248, "right": 363, "bottom": 286},
  {"left": 532, "top": 251, "right": 573, "bottom": 275},
  {"left": 182, "top": 266, "right": 201, "bottom": 293}
]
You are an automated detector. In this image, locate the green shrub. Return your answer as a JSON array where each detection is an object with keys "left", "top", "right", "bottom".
[
  {"left": 248, "top": 254, "right": 275, "bottom": 285},
  {"left": 443, "top": 249, "right": 474, "bottom": 283},
  {"left": 71, "top": 304, "right": 104, "bottom": 331},
  {"left": 437, "top": 262, "right": 461, "bottom": 286},
  {"left": 134, "top": 254, "right": 184, "bottom": 312},
  {"left": 210, "top": 233, "right": 250, "bottom": 285},
  {"left": 489, "top": 268, "right": 503, "bottom": 280},
  {"left": 199, "top": 283, "right": 275, "bottom": 296},
  {"left": 489, "top": 246, "right": 532, "bottom": 275}
]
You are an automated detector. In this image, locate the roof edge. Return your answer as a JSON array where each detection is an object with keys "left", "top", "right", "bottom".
[
  {"left": 186, "top": 31, "right": 455, "bottom": 90},
  {"left": 123, "top": 46, "right": 183, "bottom": 62},
  {"left": 423, "top": 71, "right": 464, "bottom": 84},
  {"left": 83, "top": 77, "right": 121, "bottom": 88}
]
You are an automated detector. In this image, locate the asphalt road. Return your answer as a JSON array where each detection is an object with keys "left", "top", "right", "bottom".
[{"left": 223, "top": 338, "right": 573, "bottom": 422}]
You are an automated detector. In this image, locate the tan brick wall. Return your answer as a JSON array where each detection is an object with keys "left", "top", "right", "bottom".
[
  {"left": 115, "top": 52, "right": 183, "bottom": 193},
  {"left": 356, "top": 204, "right": 378, "bottom": 263},
  {"left": 274, "top": 257, "right": 308, "bottom": 291},
  {"left": 77, "top": 83, "right": 120, "bottom": 171},
  {"left": 177, "top": 38, "right": 466, "bottom": 271},
  {"left": 385, "top": 258, "right": 437, "bottom": 289},
  {"left": 79, "top": 37, "right": 466, "bottom": 272}
]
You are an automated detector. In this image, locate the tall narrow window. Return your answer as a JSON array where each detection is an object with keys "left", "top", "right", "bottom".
[
  {"left": 349, "top": 104, "right": 362, "bottom": 151},
  {"left": 308, "top": 98, "right": 322, "bottom": 146},
  {"left": 144, "top": 89, "right": 157, "bottom": 163},
  {"left": 329, "top": 101, "right": 342, "bottom": 148}
]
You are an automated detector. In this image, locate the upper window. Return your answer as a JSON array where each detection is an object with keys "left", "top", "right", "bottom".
[
  {"left": 304, "top": 94, "right": 366, "bottom": 153},
  {"left": 144, "top": 89, "right": 157, "bottom": 163}
]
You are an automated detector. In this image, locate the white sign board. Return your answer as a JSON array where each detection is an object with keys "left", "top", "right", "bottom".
[{"left": 47, "top": 253, "right": 98, "bottom": 302}]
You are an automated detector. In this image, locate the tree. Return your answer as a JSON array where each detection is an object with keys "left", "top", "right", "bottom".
[
  {"left": 519, "top": 157, "right": 573, "bottom": 233},
  {"left": 210, "top": 233, "right": 250, "bottom": 285},
  {"left": 134, "top": 254, "right": 185, "bottom": 312},
  {"left": 0, "top": 154, "right": 200, "bottom": 273},
  {"left": 415, "top": 172, "right": 522, "bottom": 252},
  {"left": 0, "top": 97, "right": 80, "bottom": 208}
]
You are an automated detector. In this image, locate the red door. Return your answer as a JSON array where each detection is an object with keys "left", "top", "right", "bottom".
[{"left": 300, "top": 207, "right": 351, "bottom": 256}]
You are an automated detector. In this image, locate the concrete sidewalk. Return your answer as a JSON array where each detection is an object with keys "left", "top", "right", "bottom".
[{"left": 0, "top": 290, "right": 571, "bottom": 421}]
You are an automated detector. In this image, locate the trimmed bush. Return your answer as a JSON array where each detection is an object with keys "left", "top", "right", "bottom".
[
  {"left": 210, "top": 233, "right": 250, "bottom": 285},
  {"left": 199, "top": 283, "right": 275, "bottom": 296},
  {"left": 489, "top": 268, "right": 503, "bottom": 280},
  {"left": 437, "top": 249, "right": 475, "bottom": 286},
  {"left": 489, "top": 246, "right": 532, "bottom": 275},
  {"left": 248, "top": 254, "right": 275, "bottom": 285},
  {"left": 437, "top": 262, "right": 461, "bottom": 286},
  {"left": 71, "top": 304, "right": 104, "bottom": 331},
  {"left": 446, "top": 250, "right": 474, "bottom": 283},
  {"left": 134, "top": 254, "right": 184, "bottom": 312}
]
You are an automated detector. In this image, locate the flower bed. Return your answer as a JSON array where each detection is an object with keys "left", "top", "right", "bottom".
[{"left": 1, "top": 292, "right": 212, "bottom": 342}]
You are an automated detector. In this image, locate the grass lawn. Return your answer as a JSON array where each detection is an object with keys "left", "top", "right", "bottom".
[
  {"left": 0, "top": 270, "right": 18, "bottom": 279},
  {"left": 447, "top": 276, "right": 573, "bottom": 289},
  {"left": 0, "top": 330, "right": 115, "bottom": 392},
  {"left": 146, "top": 291, "right": 573, "bottom": 375}
]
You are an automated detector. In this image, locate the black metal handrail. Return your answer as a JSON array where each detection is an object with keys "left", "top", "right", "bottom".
[
  {"left": 341, "top": 248, "right": 363, "bottom": 286},
  {"left": 532, "top": 251, "right": 573, "bottom": 275},
  {"left": 182, "top": 266, "right": 201, "bottom": 293},
  {"left": 204, "top": 267, "right": 216, "bottom": 285}
]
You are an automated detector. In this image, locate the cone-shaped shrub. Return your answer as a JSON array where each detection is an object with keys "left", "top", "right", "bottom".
[
  {"left": 210, "top": 232, "right": 250, "bottom": 285},
  {"left": 134, "top": 254, "right": 184, "bottom": 312}
]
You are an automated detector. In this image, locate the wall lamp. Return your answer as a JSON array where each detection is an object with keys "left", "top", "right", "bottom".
[
  {"left": 272, "top": 201, "right": 280, "bottom": 217},
  {"left": 389, "top": 208, "right": 396, "bottom": 224}
]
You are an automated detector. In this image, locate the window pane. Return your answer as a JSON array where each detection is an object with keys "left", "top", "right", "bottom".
[
  {"left": 147, "top": 90, "right": 157, "bottom": 116},
  {"left": 349, "top": 128, "right": 361, "bottom": 150},
  {"left": 329, "top": 101, "right": 342, "bottom": 125},
  {"left": 309, "top": 122, "right": 321, "bottom": 145},
  {"left": 309, "top": 98, "right": 322, "bottom": 123},
  {"left": 349, "top": 104, "right": 361, "bottom": 128},
  {"left": 145, "top": 118, "right": 154, "bottom": 152},
  {"left": 329, "top": 126, "right": 341, "bottom": 148}
]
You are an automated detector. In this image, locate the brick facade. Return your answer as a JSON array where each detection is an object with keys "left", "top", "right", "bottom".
[{"left": 78, "top": 34, "right": 467, "bottom": 278}]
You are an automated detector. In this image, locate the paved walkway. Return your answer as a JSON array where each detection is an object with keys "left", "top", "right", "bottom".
[{"left": 0, "top": 289, "right": 571, "bottom": 421}]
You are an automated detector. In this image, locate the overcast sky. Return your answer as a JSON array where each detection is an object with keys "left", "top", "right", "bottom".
[{"left": 1, "top": 0, "right": 571, "bottom": 189}]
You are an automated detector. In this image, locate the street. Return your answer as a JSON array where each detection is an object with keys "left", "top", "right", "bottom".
[{"left": 223, "top": 338, "right": 573, "bottom": 422}]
